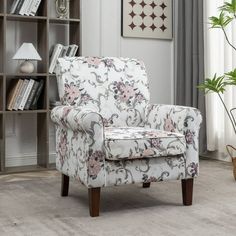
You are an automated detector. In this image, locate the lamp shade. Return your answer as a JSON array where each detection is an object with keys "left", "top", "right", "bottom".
[{"left": 12, "top": 43, "right": 42, "bottom": 61}]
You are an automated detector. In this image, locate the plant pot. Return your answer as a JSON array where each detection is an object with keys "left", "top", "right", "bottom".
[{"left": 226, "top": 145, "right": 236, "bottom": 180}]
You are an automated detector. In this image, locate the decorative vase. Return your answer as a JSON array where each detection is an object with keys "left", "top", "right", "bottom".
[
  {"left": 55, "top": 0, "right": 69, "bottom": 19},
  {"left": 226, "top": 145, "right": 236, "bottom": 180}
]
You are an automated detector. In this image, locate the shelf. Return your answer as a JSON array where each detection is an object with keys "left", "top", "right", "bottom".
[
  {"left": 49, "top": 18, "right": 80, "bottom": 24},
  {"left": 5, "top": 110, "right": 48, "bottom": 114},
  {"left": 6, "top": 73, "right": 47, "bottom": 77},
  {"left": 6, "top": 14, "right": 47, "bottom": 22}
]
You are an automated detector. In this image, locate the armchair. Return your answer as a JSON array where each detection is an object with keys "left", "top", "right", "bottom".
[{"left": 51, "top": 57, "right": 202, "bottom": 217}]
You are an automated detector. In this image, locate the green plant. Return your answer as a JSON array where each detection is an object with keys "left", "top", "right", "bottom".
[{"left": 198, "top": 0, "right": 236, "bottom": 134}]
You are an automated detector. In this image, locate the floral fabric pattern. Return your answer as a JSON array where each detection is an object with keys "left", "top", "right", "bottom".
[
  {"left": 145, "top": 104, "right": 202, "bottom": 178},
  {"left": 51, "top": 57, "right": 202, "bottom": 188},
  {"left": 104, "top": 127, "right": 186, "bottom": 160},
  {"left": 55, "top": 57, "right": 150, "bottom": 127}
]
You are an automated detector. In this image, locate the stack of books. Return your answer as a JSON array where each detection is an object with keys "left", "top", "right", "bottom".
[
  {"left": 7, "top": 78, "right": 44, "bottom": 111},
  {"left": 49, "top": 44, "right": 79, "bottom": 74},
  {"left": 10, "top": 0, "right": 42, "bottom": 16}
]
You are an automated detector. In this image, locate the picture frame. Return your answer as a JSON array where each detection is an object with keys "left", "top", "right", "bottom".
[{"left": 122, "top": 0, "right": 173, "bottom": 40}]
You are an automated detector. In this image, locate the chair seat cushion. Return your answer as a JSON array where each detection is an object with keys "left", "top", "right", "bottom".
[{"left": 104, "top": 127, "right": 186, "bottom": 160}]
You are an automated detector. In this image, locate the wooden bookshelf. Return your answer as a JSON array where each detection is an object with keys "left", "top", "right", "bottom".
[{"left": 0, "top": 0, "right": 80, "bottom": 174}]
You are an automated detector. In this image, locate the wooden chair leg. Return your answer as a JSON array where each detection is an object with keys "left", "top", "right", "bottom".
[
  {"left": 143, "top": 182, "right": 151, "bottom": 188},
  {"left": 88, "top": 188, "right": 101, "bottom": 217},
  {"left": 61, "top": 174, "right": 69, "bottom": 197},
  {"left": 182, "top": 178, "right": 194, "bottom": 206}
]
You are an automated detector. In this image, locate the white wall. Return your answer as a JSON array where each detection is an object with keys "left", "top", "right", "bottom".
[{"left": 81, "top": 0, "right": 175, "bottom": 104}]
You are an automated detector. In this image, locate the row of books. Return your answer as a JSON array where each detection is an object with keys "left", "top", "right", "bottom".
[
  {"left": 49, "top": 44, "right": 79, "bottom": 74},
  {"left": 10, "top": 0, "right": 42, "bottom": 16},
  {"left": 7, "top": 79, "right": 44, "bottom": 111}
]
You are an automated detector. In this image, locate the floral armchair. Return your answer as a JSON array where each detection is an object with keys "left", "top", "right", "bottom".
[{"left": 51, "top": 57, "right": 202, "bottom": 217}]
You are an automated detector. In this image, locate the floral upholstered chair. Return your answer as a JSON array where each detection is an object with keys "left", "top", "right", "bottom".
[{"left": 51, "top": 57, "right": 202, "bottom": 217}]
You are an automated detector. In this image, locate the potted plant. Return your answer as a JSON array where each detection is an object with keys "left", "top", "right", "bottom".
[{"left": 198, "top": 0, "right": 236, "bottom": 179}]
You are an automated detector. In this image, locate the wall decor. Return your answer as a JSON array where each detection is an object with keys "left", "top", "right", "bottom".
[{"left": 122, "top": 0, "right": 172, "bottom": 39}]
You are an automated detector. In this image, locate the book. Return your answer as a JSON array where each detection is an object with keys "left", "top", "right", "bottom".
[
  {"left": 18, "top": 79, "right": 35, "bottom": 110},
  {"left": 25, "top": 0, "right": 34, "bottom": 16},
  {"left": 6, "top": 80, "right": 20, "bottom": 110},
  {"left": 24, "top": 80, "right": 39, "bottom": 110},
  {"left": 61, "top": 46, "right": 69, "bottom": 57},
  {"left": 49, "top": 44, "right": 63, "bottom": 73},
  {"left": 19, "top": 0, "right": 31, "bottom": 15},
  {"left": 12, "top": 79, "right": 24, "bottom": 110},
  {"left": 14, "top": 0, "right": 25, "bottom": 14},
  {"left": 66, "top": 45, "right": 72, "bottom": 57},
  {"left": 13, "top": 79, "right": 29, "bottom": 110},
  {"left": 30, "top": 80, "right": 44, "bottom": 110},
  {"left": 10, "top": 0, "right": 20, "bottom": 14},
  {"left": 70, "top": 44, "right": 79, "bottom": 57},
  {"left": 29, "top": 0, "right": 42, "bottom": 16}
]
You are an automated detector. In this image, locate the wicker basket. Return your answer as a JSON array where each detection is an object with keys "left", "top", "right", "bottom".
[{"left": 226, "top": 145, "right": 236, "bottom": 180}]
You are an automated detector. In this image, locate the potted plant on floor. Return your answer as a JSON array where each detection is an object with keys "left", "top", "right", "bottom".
[{"left": 198, "top": 0, "right": 236, "bottom": 179}]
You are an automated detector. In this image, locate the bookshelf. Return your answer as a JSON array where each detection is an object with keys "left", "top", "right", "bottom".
[{"left": 0, "top": 0, "right": 80, "bottom": 173}]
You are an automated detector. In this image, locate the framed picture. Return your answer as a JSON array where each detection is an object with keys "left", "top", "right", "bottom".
[{"left": 122, "top": 0, "right": 172, "bottom": 40}]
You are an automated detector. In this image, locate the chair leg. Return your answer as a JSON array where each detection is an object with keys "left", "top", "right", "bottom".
[
  {"left": 143, "top": 182, "right": 151, "bottom": 188},
  {"left": 61, "top": 174, "right": 69, "bottom": 197},
  {"left": 181, "top": 178, "right": 194, "bottom": 206},
  {"left": 88, "top": 188, "right": 101, "bottom": 217}
]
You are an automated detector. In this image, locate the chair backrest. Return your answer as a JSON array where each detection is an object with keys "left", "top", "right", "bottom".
[{"left": 56, "top": 57, "right": 150, "bottom": 127}]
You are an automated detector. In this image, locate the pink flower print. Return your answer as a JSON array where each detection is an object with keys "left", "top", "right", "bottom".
[
  {"left": 62, "top": 106, "right": 72, "bottom": 118},
  {"left": 58, "top": 133, "right": 67, "bottom": 165},
  {"left": 87, "top": 57, "right": 101, "bottom": 67},
  {"left": 136, "top": 93, "right": 144, "bottom": 103},
  {"left": 151, "top": 138, "right": 162, "bottom": 148},
  {"left": 142, "top": 148, "right": 155, "bottom": 157},
  {"left": 120, "top": 85, "right": 135, "bottom": 102},
  {"left": 65, "top": 84, "right": 80, "bottom": 104},
  {"left": 185, "top": 129, "right": 195, "bottom": 144},
  {"left": 164, "top": 115, "right": 176, "bottom": 132},
  {"left": 87, "top": 151, "right": 104, "bottom": 178}
]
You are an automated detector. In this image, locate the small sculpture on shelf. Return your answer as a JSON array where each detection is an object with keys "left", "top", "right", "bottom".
[
  {"left": 12, "top": 43, "right": 42, "bottom": 74},
  {"left": 55, "top": 0, "right": 69, "bottom": 19}
]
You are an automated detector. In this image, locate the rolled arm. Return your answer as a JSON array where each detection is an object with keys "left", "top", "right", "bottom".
[
  {"left": 51, "top": 105, "right": 104, "bottom": 133},
  {"left": 51, "top": 106, "right": 106, "bottom": 187},
  {"left": 145, "top": 104, "right": 202, "bottom": 178}
]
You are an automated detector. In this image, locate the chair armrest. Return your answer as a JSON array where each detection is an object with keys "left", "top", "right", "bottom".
[
  {"left": 51, "top": 106, "right": 104, "bottom": 133},
  {"left": 145, "top": 104, "right": 202, "bottom": 178}
]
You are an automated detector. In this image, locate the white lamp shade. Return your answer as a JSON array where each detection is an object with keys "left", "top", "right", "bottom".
[{"left": 13, "top": 43, "right": 42, "bottom": 61}]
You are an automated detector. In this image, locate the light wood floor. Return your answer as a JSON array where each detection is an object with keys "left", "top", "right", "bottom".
[{"left": 0, "top": 159, "right": 235, "bottom": 236}]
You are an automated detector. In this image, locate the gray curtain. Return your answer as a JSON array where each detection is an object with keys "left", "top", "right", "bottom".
[{"left": 175, "top": 0, "right": 206, "bottom": 154}]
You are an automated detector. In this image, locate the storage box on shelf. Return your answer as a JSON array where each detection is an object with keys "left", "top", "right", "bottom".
[{"left": 0, "top": 0, "right": 80, "bottom": 174}]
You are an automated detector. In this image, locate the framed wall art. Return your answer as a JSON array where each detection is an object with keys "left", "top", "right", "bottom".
[{"left": 122, "top": 0, "right": 173, "bottom": 40}]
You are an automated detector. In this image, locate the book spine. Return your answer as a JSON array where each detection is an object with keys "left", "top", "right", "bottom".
[
  {"left": 30, "top": 80, "right": 44, "bottom": 110},
  {"left": 24, "top": 80, "right": 39, "bottom": 110},
  {"left": 29, "top": 0, "right": 42, "bottom": 16},
  {"left": 25, "top": 0, "right": 34, "bottom": 16},
  {"left": 19, "top": 0, "right": 29, "bottom": 15},
  {"left": 7, "top": 80, "right": 19, "bottom": 110},
  {"left": 49, "top": 44, "right": 63, "bottom": 73},
  {"left": 62, "top": 46, "right": 69, "bottom": 57},
  {"left": 18, "top": 79, "right": 35, "bottom": 110},
  {"left": 66, "top": 45, "right": 72, "bottom": 57},
  {"left": 15, "top": 0, "right": 25, "bottom": 14},
  {"left": 13, "top": 79, "right": 29, "bottom": 110},
  {"left": 71, "top": 45, "right": 79, "bottom": 57},
  {"left": 10, "top": 0, "right": 20, "bottom": 14},
  {"left": 12, "top": 79, "right": 24, "bottom": 110}
]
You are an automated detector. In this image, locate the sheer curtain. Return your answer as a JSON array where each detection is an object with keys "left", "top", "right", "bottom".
[{"left": 204, "top": 0, "right": 236, "bottom": 161}]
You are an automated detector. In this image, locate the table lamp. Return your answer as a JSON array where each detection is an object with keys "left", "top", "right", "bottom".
[{"left": 13, "top": 43, "right": 42, "bottom": 74}]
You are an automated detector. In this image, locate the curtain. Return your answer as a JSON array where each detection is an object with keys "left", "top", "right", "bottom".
[
  {"left": 204, "top": 0, "right": 236, "bottom": 161},
  {"left": 176, "top": 0, "right": 207, "bottom": 154}
]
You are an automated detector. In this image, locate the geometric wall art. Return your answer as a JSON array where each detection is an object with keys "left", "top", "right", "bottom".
[{"left": 122, "top": 0, "right": 172, "bottom": 39}]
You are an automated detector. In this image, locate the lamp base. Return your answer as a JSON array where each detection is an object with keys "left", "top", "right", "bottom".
[{"left": 20, "top": 60, "right": 35, "bottom": 74}]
